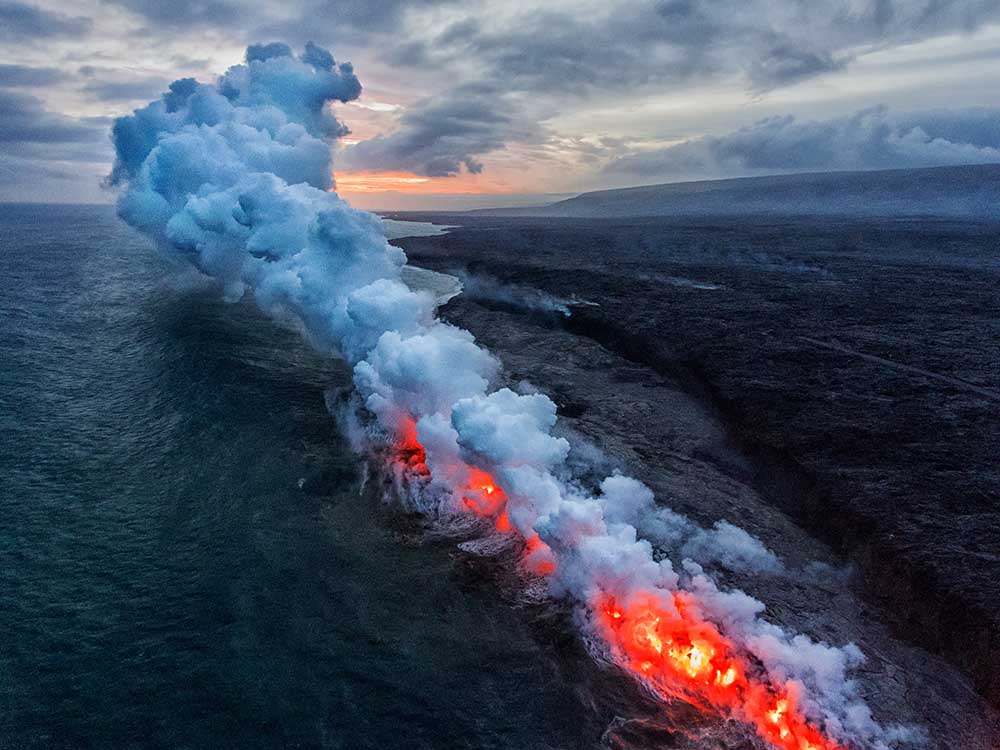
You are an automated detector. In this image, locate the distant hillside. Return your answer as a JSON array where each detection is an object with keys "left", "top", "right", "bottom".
[{"left": 473, "top": 164, "right": 1000, "bottom": 219}]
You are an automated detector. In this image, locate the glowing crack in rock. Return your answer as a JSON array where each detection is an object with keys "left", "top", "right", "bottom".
[{"left": 108, "top": 42, "right": 906, "bottom": 750}]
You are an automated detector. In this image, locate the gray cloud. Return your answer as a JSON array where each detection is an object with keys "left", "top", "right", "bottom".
[
  {"left": 105, "top": 0, "right": 252, "bottom": 28},
  {"left": 81, "top": 76, "right": 171, "bottom": 102},
  {"left": 0, "top": 63, "right": 68, "bottom": 86},
  {"left": 76, "top": 65, "right": 172, "bottom": 102},
  {"left": 0, "top": 150, "right": 109, "bottom": 202},
  {"left": 299, "top": 0, "right": 450, "bottom": 33},
  {"left": 747, "top": 41, "right": 849, "bottom": 90},
  {"left": 107, "top": 0, "right": 451, "bottom": 36},
  {"left": 338, "top": 84, "right": 544, "bottom": 176},
  {"left": 0, "top": 90, "right": 103, "bottom": 144},
  {"left": 335, "top": 0, "right": 1000, "bottom": 175},
  {"left": 385, "top": 40, "right": 428, "bottom": 67},
  {"left": 605, "top": 105, "right": 1000, "bottom": 179},
  {"left": 99, "top": 0, "right": 908, "bottom": 106},
  {"left": 4, "top": 0, "right": 1000, "bottom": 197},
  {"left": 439, "top": 8, "right": 705, "bottom": 94},
  {"left": 0, "top": 88, "right": 110, "bottom": 197},
  {"left": 0, "top": 154, "right": 98, "bottom": 183},
  {"left": 0, "top": 1, "right": 91, "bottom": 41},
  {"left": 430, "top": 1, "right": 1000, "bottom": 96}
]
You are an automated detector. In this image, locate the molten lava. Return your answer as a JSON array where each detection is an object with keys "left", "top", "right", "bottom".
[
  {"left": 395, "top": 417, "right": 428, "bottom": 475},
  {"left": 597, "top": 595, "right": 842, "bottom": 750},
  {"left": 461, "top": 467, "right": 506, "bottom": 517},
  {"left": 392, "top": 422, "right": 556, "bottom": 575},
  {"left": 495, "top": 509, "right": 512, "bottom": 532},
  {"left": 523, "top": 533, "right": 557, "bottom": 576},
  {"left": 392, "top": 424, "right": 842, "bottom": 750}
]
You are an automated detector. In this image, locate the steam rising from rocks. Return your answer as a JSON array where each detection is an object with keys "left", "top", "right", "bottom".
[
  {"left": 453, "top": 269, "right": 573, "bottom": 317},
  {"left": 109, "top": 44, "right": 908, "bottom": 749}
]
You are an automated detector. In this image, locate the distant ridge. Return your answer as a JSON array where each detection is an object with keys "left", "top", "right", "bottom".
[{"left": 471, "top": 164, "right": 1000, "bottom": 219}]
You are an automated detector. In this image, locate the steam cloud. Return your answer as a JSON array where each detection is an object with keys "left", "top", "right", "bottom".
[{"left": 109, "top": 44, "right": 909, "bottom": 749}]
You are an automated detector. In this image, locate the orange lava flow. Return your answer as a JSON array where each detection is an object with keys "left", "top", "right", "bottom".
[
  {"left": 395, "top": 417, "right": 429, "bottom": 476},
  {"left": 461, "top": 467, "right": 506, "bottom": 517},
  {"left": 390, "top": 421, "right": 839, "bottom": 749},
  {"left": 596, "top": 594, "right": 844, "bottom": 750},
  {"left": 456, "top": 460, "right": 556, "bottom": 575},
  {"left": 392, "top": 419, "right": 555, "bottom": 573}
]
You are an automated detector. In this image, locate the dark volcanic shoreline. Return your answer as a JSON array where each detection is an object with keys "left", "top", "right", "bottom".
[{"left": 390, "top": 213, "right": 1000, "bottom": 725}]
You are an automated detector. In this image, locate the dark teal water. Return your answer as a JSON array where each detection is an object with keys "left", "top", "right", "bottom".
[{"left": 0, "top": 204, "right": 601, "bottom": 750}]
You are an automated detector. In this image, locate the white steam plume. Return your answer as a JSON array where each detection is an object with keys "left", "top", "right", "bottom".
[{"left": 109, "top": 44, "right": 909, "bottom": 750}]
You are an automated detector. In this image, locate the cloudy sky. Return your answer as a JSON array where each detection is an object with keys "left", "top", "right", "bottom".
[{"left": 3, "top": 0, "right": 1000, "bottom": 209}]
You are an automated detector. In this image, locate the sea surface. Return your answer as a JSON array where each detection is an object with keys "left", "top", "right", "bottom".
[{"left": 0, "top": 204, "right": 598, "bottom": 750}]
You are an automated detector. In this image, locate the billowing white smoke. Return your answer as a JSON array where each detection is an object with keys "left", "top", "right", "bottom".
[{"left": 109, "top": 44, "right": 907, "bottom": 749}]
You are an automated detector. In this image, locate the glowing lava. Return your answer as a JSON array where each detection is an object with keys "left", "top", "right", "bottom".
[
  {"left": 597, "top": 595, "right": 842, "bottom": 750},
  {"left": 461, "top": 467, "right": 506, "bottom": 517},
  {"left": 392, "top": 422, "right": 555, "bottom": 574},
  {"left": 395, "top": 417, "right": 428, "bottom": 475},
  {"left": 392, "top": 425, "right": 841, "bottom": 750}
]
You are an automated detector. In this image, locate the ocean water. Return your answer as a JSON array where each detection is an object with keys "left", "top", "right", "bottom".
[
  {"left": 381, "top": 218, "right": 458, "bottom": 240},
  {"left": 0, "top": 204, "right": 600, "bottom": 750}
]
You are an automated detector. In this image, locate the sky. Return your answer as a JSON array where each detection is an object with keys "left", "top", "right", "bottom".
[{"left": 3, "top": 0, "right": 1000, "bottom": 210}]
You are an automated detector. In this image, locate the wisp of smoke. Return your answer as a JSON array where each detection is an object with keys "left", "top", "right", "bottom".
[
  {"left": 453, "top": 269, "right": 573, "bottom": 317},
  {"left": 108, "top": 43, "right": 911, "bottom": 750}
]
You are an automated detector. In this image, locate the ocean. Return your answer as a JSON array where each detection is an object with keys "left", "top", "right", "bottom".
[{"left": 0, "top": 203, "right": 599, "bottom": 750}]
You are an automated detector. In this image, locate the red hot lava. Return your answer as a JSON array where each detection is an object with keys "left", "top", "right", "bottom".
[
  {"left": 392, "top": 424, "right": 842, "bottom": 750},
  {"left": 394, "top": 420, "right": 557, "bottom": 574},
  {"left": 458, "top": 460, "right": 557, "bottom": 576},
  {"left": 395, "top": 417, "right": 429, "bottom": 475},
  {"left": 461, "top": 467, "right": 506, "bottom": 517},
  {"left": 596, "top": 594, "right": 843, "bottom": 750}
]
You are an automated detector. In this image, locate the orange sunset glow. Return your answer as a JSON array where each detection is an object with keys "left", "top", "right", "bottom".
[{"left": 334, "top": 170, "right": 517, "bottom": 195}]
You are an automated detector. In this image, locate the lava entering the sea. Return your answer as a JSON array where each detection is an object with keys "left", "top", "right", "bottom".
[
  {"left": 596, "top": 595, "right": 843, "bottom": 750},
  {"left": 392, "top": 427, "right": 844, "bottom": 750}
]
